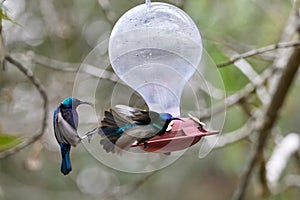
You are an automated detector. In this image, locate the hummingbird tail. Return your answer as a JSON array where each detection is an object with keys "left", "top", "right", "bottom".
[
  {"left": 60, "top": 143, "right": 72, "bottom": 175},
  {"left": 99, "top": 130, "right": 119, "bottom": 153},
  {"left": 100, "top": 109, "right": 128, "bottom": 153}
]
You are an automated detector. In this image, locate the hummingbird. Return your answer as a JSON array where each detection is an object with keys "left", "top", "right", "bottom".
[
  {"left": 99, "top": 105, "right": 182, "bottom": 153},
  {"left": 53, "top": 97, "right": 92, "bottom": 175}
]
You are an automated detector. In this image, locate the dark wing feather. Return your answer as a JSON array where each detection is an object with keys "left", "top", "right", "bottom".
[
  {"left": 60, "top": 105, "right": 78, "bottom": 129},
  {"left": 101, "top": 109, "right": 130, "bottom": 128},
  {"left": 100, "top": 108, "right": 133, "bottom": 153},
  {"left": 100, "top": 105, "right": 163, "bottom": 153},
  {"left": 101, "top": 111, "right": 117, "bottom": 127},
  {"left": 100, "top": 136, "right": 117, "bottom": 153},
  {"left": 114, "top": 105, "right": 161, "bottom": 124},
  {"left": 54, "top": 110, "right": 80, "bottom": 146}
]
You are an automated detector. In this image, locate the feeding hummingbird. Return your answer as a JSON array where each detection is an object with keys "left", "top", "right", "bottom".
[
  {"left": 53, "top": 97, "right": 92, "bottom": 175},
  {"left": 99, "top": 105, "right": 182, "bottom": 153}
]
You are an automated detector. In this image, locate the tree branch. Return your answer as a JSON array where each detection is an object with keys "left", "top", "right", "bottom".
[
  {"left": 24, "top": 51, "right": 120, "bottom": 83},
  {"left": 232, "top": 13, "right": 300, "bottom": 200},
  {"left": 0, "top": 8, "right": 6, "bottom": 70},
  {"left": 0, "top": 12, "right": 48, "bottom": 158},
  {"left": 27, "top": 51, "right": 78, "bottom": 72},
  {"left": 0, "top": 55, "right": 49, "bottom": 159},
  {"left": 258, "top": 152, "right": 270, "bottom": 197},
  {"left": 266, "top": 133, "right": 300, "bottom": 191},
  {"left": 220, "top": 47, "right": 271, "bottom": 104},
  {"left": 217, "top": 41, "right": 300, "bottom": 68},
  {"left": 0, "top": 8, "right": 47, "bottom": 158}
]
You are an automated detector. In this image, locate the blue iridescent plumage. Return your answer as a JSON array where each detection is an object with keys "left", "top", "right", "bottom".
[
  {"left": 100, "top": 105, "right": 181, "bottom": 153},
  {"left": 53, "top": 97, "right": 92, "bottom": 175}
]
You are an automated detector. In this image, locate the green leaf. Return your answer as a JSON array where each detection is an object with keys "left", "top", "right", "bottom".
[
  {"left": 0, "top": 8, "right": 11, "bottom": 21},
  {"left": 0, "top": 7, "right": 20, "bottom": 25},
  {"left": 0, "top": 133, "right": 23, "bottom": 152}
]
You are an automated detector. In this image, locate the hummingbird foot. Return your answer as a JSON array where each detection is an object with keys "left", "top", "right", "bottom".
[
  {"left": 143, "top": 142, "right": 148, "bottom": 149},
  {"left": 80, "top": 127, "right": 99, "bottom": 143}
]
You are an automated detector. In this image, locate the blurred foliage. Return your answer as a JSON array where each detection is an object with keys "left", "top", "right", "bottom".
[
  {"left": 0, "top": 131, "right": 22, "bottom": 152},
  {"left": 0, "top": 0, "right": 299, "bottom": 200},
  {"left": 0, "top": 8, "right": 13, "bottom": 23}
]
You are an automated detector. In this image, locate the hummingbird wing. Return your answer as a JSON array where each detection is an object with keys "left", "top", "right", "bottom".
[
  {"left": 115, "top": 105, "right": 159, "bottom": 124},
  {"left": 115, "top": 125, "right": 158, "bottom": 152},
  {"left": 100, "top": 108, "right": 134, "bottom": 153},
  {"left": 60, "top": 106, "right": 78, "bottom": 129},
  {"left": 54, "top": 110, "right": 80, "bottom": 146},
  {"left": 114, "top": 105, "right": 163, "bottom": 139},
  {"left": 100, "top": 105, "right": 163, "bottom": 153},
  {"left": 100, "top": 109, "right": 132, "bottom": 130}
]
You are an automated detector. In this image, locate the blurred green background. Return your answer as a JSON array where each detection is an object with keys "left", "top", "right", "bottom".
[{"left": 0, "top": 0, "right": 299, "bottom": 199}]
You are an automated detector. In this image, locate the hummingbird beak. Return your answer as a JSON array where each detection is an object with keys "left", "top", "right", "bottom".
[
  {"left": 172, "top": 117, "right": 183, "bottom": 121},
  {"left": 79, "top": 101, "right": 93, "bottom": 107}
]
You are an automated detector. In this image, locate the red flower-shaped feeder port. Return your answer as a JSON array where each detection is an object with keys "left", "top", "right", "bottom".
[{"left": 131, "top": 118, "right": 219, "bottom": 153}]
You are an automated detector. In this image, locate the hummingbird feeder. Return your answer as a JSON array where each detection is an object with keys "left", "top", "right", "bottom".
[
  {"left": 131, "top": 118, "right": 219, "bottom": 153},
  {"left": 108, "top": 0, "right": 219, "bottom": 153}
]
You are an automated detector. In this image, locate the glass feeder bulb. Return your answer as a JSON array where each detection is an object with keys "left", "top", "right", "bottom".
[{"left": 109, "top": 2, "right": 202, "bottom": 116}]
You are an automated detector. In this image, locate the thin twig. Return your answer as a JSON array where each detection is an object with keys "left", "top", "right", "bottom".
[
  {"left": 27, "top": 51, "right": 78, "bottom": 72},
  {"left": 0, "top": 6, "right": 47, "bottom": 158},
  {"left": 24, "top": 51, "right": 120, "bottom": 82},
  {"left": 0, "top": 55, "right": 48, "bottom": 158},
  {"left": 217, "top": 41, "right": 300, "bottom": 68},
  {"left": 258, "top": 152, "right": 270, "bottom": 198},
  {"left": 0, "top": 7, "right": 6, "bottom": 70},
  {"left": 220, "top": 47, "right": 271, "bottom": 104},
  {"left": 238, "top": 100, "right": 253, "bottom": 117}
]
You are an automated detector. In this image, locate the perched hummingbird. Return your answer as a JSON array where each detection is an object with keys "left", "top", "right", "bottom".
[
  {"left": 100, "top": 105, "right": 181, "bottom": 153},
  {"left": 53, "top": 97, "right": 92, "bottom": 175}
]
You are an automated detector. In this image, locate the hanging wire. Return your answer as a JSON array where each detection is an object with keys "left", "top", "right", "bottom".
[{"left": 145, "top": 0, "right": 151, "bottom": 5}]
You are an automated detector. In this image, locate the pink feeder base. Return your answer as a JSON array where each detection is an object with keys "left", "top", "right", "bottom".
[{"left": 131, "top": 118, "right": 219, "bottom": 153}]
